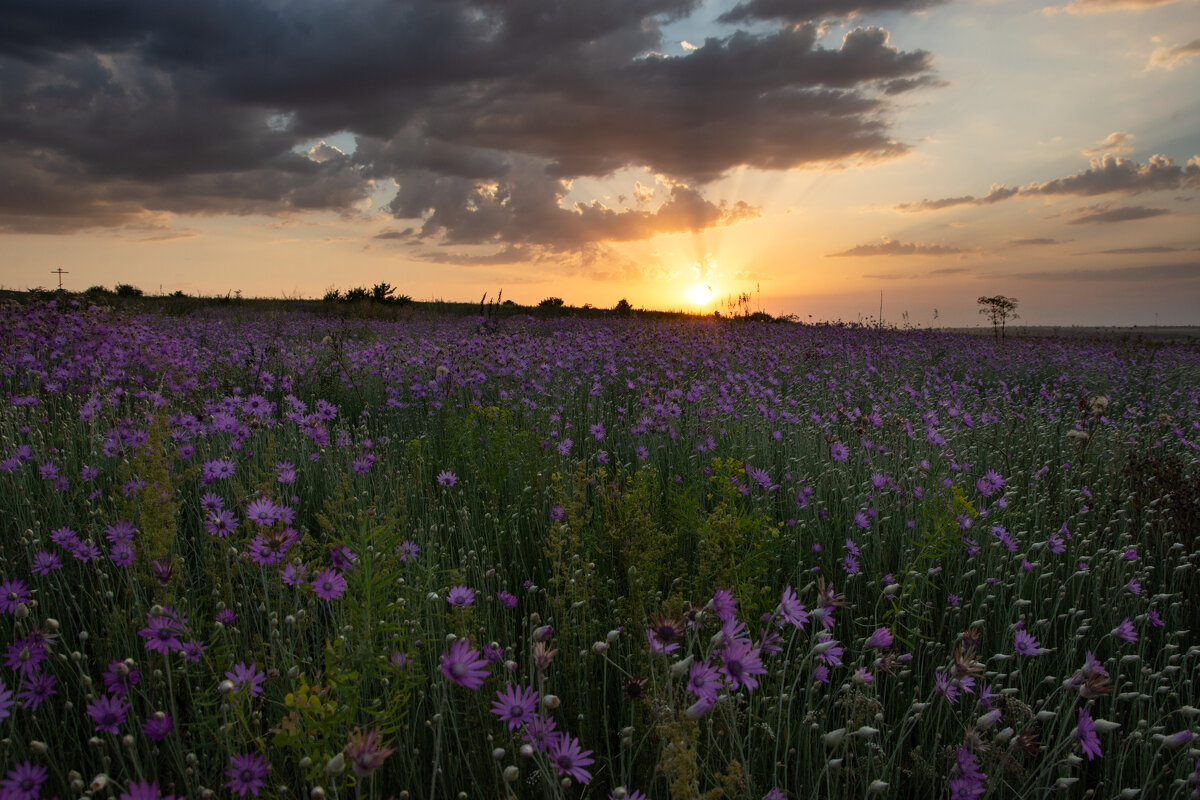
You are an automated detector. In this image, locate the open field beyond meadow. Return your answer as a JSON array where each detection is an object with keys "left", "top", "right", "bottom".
[{"left": 1, "top": 299, "right": 1199, "bottom": 800}]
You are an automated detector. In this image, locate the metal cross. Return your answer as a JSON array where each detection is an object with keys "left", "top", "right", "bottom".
[{"left": 51, "top": 268, "right": 69, "bottom": 289}]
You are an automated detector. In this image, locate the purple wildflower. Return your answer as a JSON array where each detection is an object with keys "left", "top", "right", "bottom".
[
  {"left": 1, "top": 761, "right": 49, "bottom": 800},
  {"left": 311, "top": 568, "right": 347, "bottom": 601},
  {"left": 446, "top": 585, "right": 475, "bottom": 607},
  {"left": 710, "top": 587, "right": 737, "bottom": 622},
  {"left": 720, "top": 638, "right": 766, "bottom": 692},
  {"left": 441, "top": 638, "right": 490, "bottom": 690},
  {"left": 142, "top": 712, "right": 173, "bottom": 742},
  {"left": 1, "top": 578, "right": 31, "bottom": 614},
  {"left": 548, "top": 733, "right": 594, "bottom": 785},
  {"left": 1014, "top": 629, "right": 1045, "bottom": 657},
  {"left": 490, "top": 684, "right": 539, "bottom": 730},
  {"left": 396, "top": 540, "right": 419, "bottom": 562},
  {"left": 830, "top": 441, "right": 849, "bottom": 462},
  {"left": 18, "top": 670, "right": 57, "bottom": 710},
  {"left": 778, "top": 585, "right": 808, "bottom": 629},
  {"left": 30, "top": 551, "right": 62, "bottom": 576},
  {"left": 1077, "top": 707, "right": 1102, "bottom": 760},
  {"left": 436, "top": 470, "right": 457, "bottom": 487},
  {"left": 102, "top": 660, "right": 141, "bottom": 696},
  {"left": 866, "top": 627, "right": 894, "bottom": 650},
  {"left": 687, "top": 661, "right": 723, "bottom": 700},
  {"left": 497, "top": 590, "right": 518, "bottom": 609},
  {"left": 225, "top": 752, "right": 270, "bottom": 797},
  {"left": 120, "top": 780, "right": 179, "bottom": 800},
  {"left": 1113, "top": 618, "right": 1137, "bottom": 644},
  {"left": 225, "top": 662, "right": 266, "bottom": 698},
  {"left": 948, "top": 746, "right": 986, "bottom": 800},
  {"left": 87, "top": 694, "right": 130, "bottom": 734}
]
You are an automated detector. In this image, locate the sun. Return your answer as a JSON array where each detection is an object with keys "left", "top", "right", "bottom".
[{"left": 687, "top": 284, "right": 714, "bottom": 306}]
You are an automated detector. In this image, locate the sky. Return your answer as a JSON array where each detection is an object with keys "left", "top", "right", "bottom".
[{"left": 1, "top": 0, "right": 1198, "bottom": 326}]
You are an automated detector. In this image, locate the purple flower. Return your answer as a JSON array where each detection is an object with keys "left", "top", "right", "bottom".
[
  {"left": 446, "top": 585, "right": 475, "bottom": 607},
  {"left": 87, "top": 694, "right": 130, "bottom": 734},
  {"left": 1, "top": 761, "right": 49, "bottom": 800},
  {"left": 830, "top": 441, "right": 849, "bottom": 462},
  {"left": 204, "top": 509, "right": 238, "bottom": 538},
  {"left": 280, "top": 562, "right": 308, "bottom": 586},
  {"left": 948, "top": 746, "right": 986, "bottom": 800},
  {"left": 201, "top": 457, "right": 236, "bottom": 483},
  {"left": 549, "top": 505, "right": 565, "bottom": 521},
  {"left": 5, "top": 634, "right": 48, "bottom": 679},
  {"left": 120, "top": 780, "right": 179, "bottom": 800},
  {"left": 225, "top": 662, "right": 266, "bottom": 698},
  {"left": 686, "top": 695, "right": 716, "bottom": 718},
  {"left": 778, "top": 585, "right": 808, "bottom": 629},
  {"left": 0, "top": 678, "right": 13, "bottom": 723},
  {"left": 142, "top": 712, "right": 173, "bottom": 742},
  {"left": 436, "top": 470, "right": 457, "bottom": 487},
  {"left": 441, "top": 638, "right": 490, "bottom": 690},
  {"left": 311, "top": 568, "right": 347, "bottom": 601},
  {"left": 351, "top": 453, "right": 375, "bottom": 474},
  {"left": 102, "top": 660, "right": 141, "bottom": 696},
  {"left": 245, "top": 497, "right": 281, "bottom": 527},
  {"left": 330, "top": 545, "right": 357, "bottom": 572},
  {"left": 139, "top": 615, "right": 184, "bottom": 655},
  {"left": 720, "top": 637, "right": 766, "bottom": 692},
  {"left": 548, "top": 733, "right": 594, "bottom": 785},
  {"left": 396, "top": 540, "right": 419, "bottom": 562},
  {"left": 19, "top": 670, "right": 57, "bottom": 710},
  {"left": 710, "top": 587, "right": 737, "bottom": 622},
  {"left": 490, "top": 684, "right": 539, "bottom": 730},
  {"left": 497, "top": 590, "right": 518, "bottom": 609},
  {"left": 1113, "top": 618, "right": 1137, "bottom": 644},
  {"left": 30, "top": 551, "right": 62, "bottom": 576},
  {"left": 1013, "top": 629, "right": 1045, "bottom": 657},
  {"left": 866, "top": 627, "right": 893, "bottom": 650},
  {"left": 522, "top": 714, "right": 561, "bottom": 752},
  {"left": 687, "top": 660, "right": 723, "bottom": 700},
  {"left": 1, "top": 578, "right": 31, "bottom": 614},
  {"left": 225, "top": 752, "right": 270, "bottom": 797},
  {"left": 1077, "top": 707, "right": 1102, "bottom": 760}
]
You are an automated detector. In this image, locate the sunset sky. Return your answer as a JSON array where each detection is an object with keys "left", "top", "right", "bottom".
[{"left": 2, "top": 0, "right": 1198, "bottom": 325}]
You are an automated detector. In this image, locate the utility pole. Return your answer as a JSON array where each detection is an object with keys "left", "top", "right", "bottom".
[{"left": 51, "top": 268, "right": 68, "bottom": 289}]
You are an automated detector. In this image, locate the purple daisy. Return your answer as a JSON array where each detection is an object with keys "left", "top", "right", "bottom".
[
  {"left": 1, "top": 578, "right": 31, "bottom": 614},
  {"left": 245, "top": 497, "right": 281, "bottom": 527},
  {"left": 446, "top": 585, "right": 475, "bottom": 607},
  {"left": 120, "top": 779, "right": 179, "bottom": 800},
  {"left": 441, "top": 638, "right": 490, "bottom": 690},
  {"left": 490, "top": 684, "right": 539, "bottom": 730},
  {"left": 866, "top": 627, "right": 894, "bottom": 650},
  {"left": 18, "top": 670, "right": 57, "bottom": 710},
  {"left": 395, "top": 540, "right": 419, "bottom": 562},
  {"left": 1, "top": 761, "right": 49, "bottom": 800},
  {"left": 1112, "top": 618, "right": 1137, "bottom": 644},
  {"left": 225, "top": 752, "right": 270, "bottom": 797},
  {"left": 225, "top": 662, "right": 266, "bottom": 698},
  {"left": 1076, "top": 707, "right": 1102, "bottom": 760},
  {"left": 311, "top": 568, "right": 347, "bottom": 601},
  {"left": 142, "top": 712, "right": 173, "bottom": 742},
  {"left": 720, "top": 637, "right": 767, "bottom": 692},
  {"left": 948, "top": 746, "right": 986, "bottom": 800},
  {"left": 497, "top": 590, "right": 518, "bottom": 609},
  {"left": 710, "top": 587, "right": 738, "bottom": 622},
  {"left": 548, "top": 733, "right": 594, "bottom": 785},
  {"left": 687, "top": 660, "right": 723, "bottom": 700},
  {"left": 830, "top": 441, "right": 849, "bottom": 462},
  {"left": 88, "top": 693, "right": 130, "bottom": 734},
  {"left": 778, "top": 585, "right": 808, "bottom": 629},
  {"left": 1013, "top": 629, "right": 1045, "bottom": 657},
  {"left": 436, "top": 470, "right": 457, "bottom": 487},
  {"left": 30, "top": 551, "right": 62, "bottom": 576},
  {"left": 102, "top": 660, "right": 141, "bottom": 696}
]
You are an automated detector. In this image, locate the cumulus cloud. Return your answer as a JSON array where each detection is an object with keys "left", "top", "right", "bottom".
[
  {"left": 1067, "top": 205, "right": 1172, "bottom": 224},
  {"left": 827, "top": 236, "right": 967, "bottom": 256},
  {"left": 719, "top": 0, "right": 948, "bottom": 24},
  {"left": 896, "top": 153, "right": 1200, "bottom": 213},
  {"left": 1084, "top": 132, "right": 1135, "bottom": 156},
  {"left": 1147, "top": 38, "right": 1200, "bottom": 70},
  {"left": 0, "top": 0, "right": 939, "bottom": 253}
]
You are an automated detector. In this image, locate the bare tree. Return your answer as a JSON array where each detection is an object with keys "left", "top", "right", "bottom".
[{"left": 977, "top": 295, "right": 1019, "bottom": 339}]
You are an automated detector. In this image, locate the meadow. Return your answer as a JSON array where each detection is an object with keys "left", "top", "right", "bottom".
[{"left": 1, "top": 297, "right": 1198, "bottom": 800}]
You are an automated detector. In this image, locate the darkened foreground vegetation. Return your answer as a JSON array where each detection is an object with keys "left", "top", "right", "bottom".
[{"left": 1, "top": 295, "right": 1198, "bottom": 799}]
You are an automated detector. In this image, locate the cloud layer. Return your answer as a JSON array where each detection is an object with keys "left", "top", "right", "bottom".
[
  {"left": 897, "top": 154, "right": 1200, "bottom": 213},
  {"left": 0, "top": 0, "right": 939, "bottom": 256}
]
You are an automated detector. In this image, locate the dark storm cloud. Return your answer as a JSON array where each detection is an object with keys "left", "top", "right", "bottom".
[
  {"left": 897, "top": 154, "right": 1200, "bottom": 212},
  {"left": 0, "top": 0, "right": 937, "bottom": 251},
  {"left": 719, "top": 0, "right": 948, "bottom": 24},
  {"left": 827, "top": 237, "right": 967, "bottom": 256},
  {"left": 1067, "top": 205, "right": 1172, "bottom": 224}
]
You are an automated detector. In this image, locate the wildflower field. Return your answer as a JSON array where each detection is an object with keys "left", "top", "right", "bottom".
[{"left": 2, "top": 299, "right": 1199, "bottom": 800}]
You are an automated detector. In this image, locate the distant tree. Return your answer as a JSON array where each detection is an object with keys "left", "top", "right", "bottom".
[
  {"left": 371, "top": 282, "right": 396, "bottom": 303},
  {"left": 85, "top": 285, "right": 112, "bottom": 298},
  {"left": 502, "top": 299, "right": 516, "bottom": 307},
  {"left": 168, "top": 290, "right": 187, "bottom": 298},
  {"left": 344, "top": 286, "right": 369, "bottom": 302},
  {"left": 614, "top": 298, "right": 633, "bottom": 317},
  {"left": 977, "top": 295, "right": 1019, "bottom": 339},
  {"left": 114, "top": 284, "right": 143, "bottom": 298},
  {"left": 538, "top": 297, "right": 565, "bottom": 308},
  {"left": 322, "top": 287, "right": 342, "bottom": 303}
]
